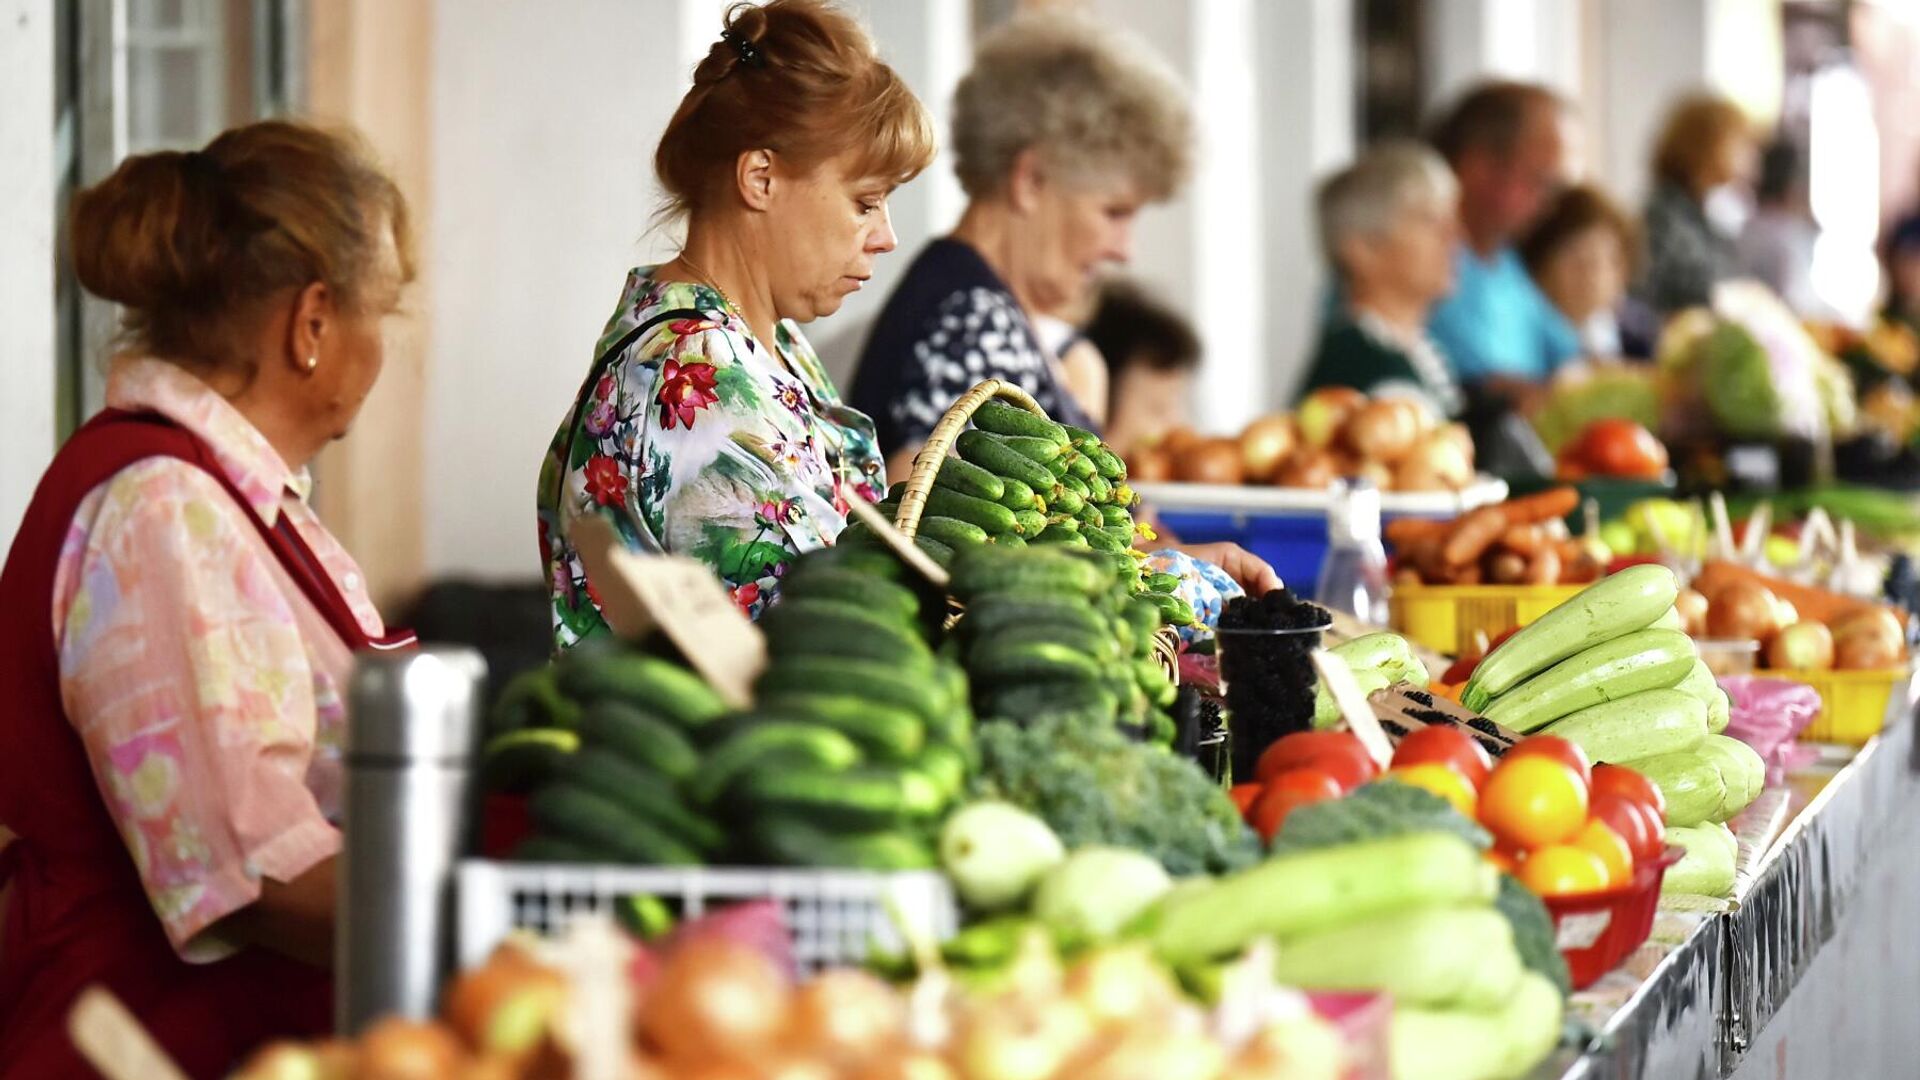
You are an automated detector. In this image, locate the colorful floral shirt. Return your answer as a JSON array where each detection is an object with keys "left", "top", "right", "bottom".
[
  {"left": 51, "top": 359, "right": 383, "bottom": 960},
  {"left": 1144, "top": 548, "right": 1245, "bottom": 647},
  {"left": 538, "top": 270, "right": 886, "bottom": 647}
]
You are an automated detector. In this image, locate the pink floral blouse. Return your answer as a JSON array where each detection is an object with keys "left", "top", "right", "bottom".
[{"left": 50, "top": 359, "right": 385, "bottom": 960}]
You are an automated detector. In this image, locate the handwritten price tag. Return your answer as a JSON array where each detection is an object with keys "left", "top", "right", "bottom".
[{"left": 570, "top": 517, "right": 764, "bottom": 709}]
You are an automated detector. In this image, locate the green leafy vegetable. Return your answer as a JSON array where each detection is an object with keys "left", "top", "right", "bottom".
[
  {"left": 1267, "top": 781, "right": 1491, "bottom": 856},
  {"left": 1494, "top": 873, "right": 1572, "bottom": 999}
]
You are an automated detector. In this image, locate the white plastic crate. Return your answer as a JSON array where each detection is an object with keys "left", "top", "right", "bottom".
[{"left": 455, "top": 859, "right": 959, "bottom": 973}]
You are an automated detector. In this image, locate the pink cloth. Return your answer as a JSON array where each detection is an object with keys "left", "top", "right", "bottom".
[
  {"left": 48, "top": 359, "right": 384, "bottom": 959},
  {"left": 1720, "top": 675, "right": 1823, "bottom": 784}
]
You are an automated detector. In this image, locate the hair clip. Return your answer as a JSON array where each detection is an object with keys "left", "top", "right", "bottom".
[{"left": 721, "top": 29, "right": 765, "bottom": 70}]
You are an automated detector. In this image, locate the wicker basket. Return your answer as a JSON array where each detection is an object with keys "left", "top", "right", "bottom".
[{"left": 893, "top": 378, "right": 1179, "bottom": 683}]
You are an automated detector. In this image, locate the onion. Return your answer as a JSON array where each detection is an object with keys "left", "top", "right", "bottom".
[
  {"left": 1438, "top": 422, "right": 1475, "bottom": 465},
  {"left": 1161, "top": 428, "right": 1204, "bottom": 456},
  {"left": 1706, "top": 581, "right": 1781, "bottom": 642},
  {"left": 1837, "top": 632, "right": 1902, "bottom": 670},
  {"left": 641, "top": 938, "right": 792, "bottom": 1066},
  {"left": 1832, "top": 607, "right": 1906, "bottom": 657},
  {"left": 852, "top": 1051, "right": 961, "bottom": 1080},
  {"left": 1062, "top": 946, "right": 1180, "bottom": 1028},
  {"left": 786, "top": 969, "right": 906, "bottom": 1069},
  {"left": 1126, "top": 446, "right": 1173, "bottom": 483},
  {"left": 1675, "top": 589, "right": 1709, "bottom": 637},
  {"left": 443, "top": 953, "right": 564, "bottom": 1055},
  {"left": 1175, "top": 438, "right": 1245, "bottom": 485},
  {"left": 1357, "top": 459, "right": 1395, "bottom": 491},
  {"left": 1238, "top": 414, "right": 1297, "bottom": 482},
  {"left": 1295, "top": 387, "right": 1367, "bottom": 449},
  {"left": 1767, "top": 620, "right": 1834, "bottom": 670},
  {"left": 356, "top": 1019, "right": 467, "bottom": 1080},
  {"left": 1488, "top": 550, "right": 1528, "bottom": 584},
  {"left": 1342, "top": 400, "right": 1419, "bottom": 463},
  {"left": 1276, "top": 449, "right": 1339, "bottom": 489}
]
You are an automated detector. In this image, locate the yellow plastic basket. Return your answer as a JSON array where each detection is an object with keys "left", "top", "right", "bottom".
[
  {"left": 1391, "top": 583, "right": 1587, "bottom": 657},
  {"left": 1764, "top": 665, "right": 1907, "bottom": 746}
]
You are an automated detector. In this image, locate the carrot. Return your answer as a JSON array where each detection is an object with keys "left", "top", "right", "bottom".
[
  {"left": 1500, "top": 487, "right": 1580, "bottom": 527},
  {"left": 1500, "top": 524, "right": 1547, "bottom": 557},
  {"left": 1385, "top": 518, "right": 1449, "bottom": 547},
  {"left": 1441, "top": 506, "right": 1507, "bottom": 567}
]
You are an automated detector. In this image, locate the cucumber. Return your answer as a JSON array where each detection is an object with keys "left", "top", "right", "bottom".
[
  {"left": 969, "top": 638, "right": 1105, "bottom": 682},
  {"left": 1147, "top": 592, "right": 1196, "bottom": 627},
  {"left": 918, "top": 742, "right": 970, "bottom": 799},
  {"left": 1045, "top": 455, "right": 1070, "bottom": 478},
  {"left": 1099, "top": 524, "right": 1136, "bottom": 550},
  {"left": 1481, "top": 629, "right": 1697, "bottom": 733},
  {"left": 1100, "top": 504, "right": 1134, "bottom": 529},
  {"left": 980, "top": 680, "right": 1119, "bottom": 722},
  {"left": 1462, "top": 565, "right": 1681, "bottom": 712},
  {"left": 1062, "top": 473, "right": 1091, "bottom": 499},
  {"left": 748, "top": 818, "right": 935, "bottom": 870},
  {"left": 959, "top": 595, "right": 1111, "bottom": 641},
  {"left": 513, "top": 834, "right": 607, "bottom": 863},
  {"left": 1542, "top": 688, "right": 1707, "bottom": 763},
  {"left": 778, "top": 566, "right": 920, "bottom": 622},
  {"left": 1135, "top": 657, "right": 1177, "bottom": 707},
  {"left": 555, "top": 650, "right": 727, "bottom": 729},
  {"left": 934, "top": 454, "right": 1007, "bottom": 501},
  {"left": 915, "top": 515, "right": 991, "bottom": 550},
  {"left": 1151, "top": 832, "right": 1496, "bottom": 967},
  {"left": 972, "top": 399, "right": 1070, "bottom": 447},
  {"left": 991, "top": 532, "right": 1028, "bottom": 549},
  {"left": 760, "top": 598, "right": 928, "bottom": 659},
  {"left": 873, "top": 499, "right": 900, "bottom": 521},
  {"left": 998, "top": 434, "right": 1065, "bottom": 464},
  {"left": 1062, "top": 424, "right": 1102, "bottom": 454},
  {"left": 733, "top": 765, "right": 915, "bottom": 830},
  {"left": 563, "top": 749, "right": 725, "bottom": 853},
  {"left": 809, "top": 545, "right": 906, "bottom": 579},
  {"left": 913, "top": 535, "right": 956, "bottom": 567},
  {"left": 919, "top": 485, "right": 1020, "bottom": 535},
  {"left": 1124, "top": 597, "right": 1166, "bottom": 641},
  {"left": 755, "top": 656, "right": 950, "bottom": 723},
  {"left": 1064, "top": 451, "right": 1097, "bottom": 481},
  {"left": 688, "top": 720, "right": 864, "bottom": 806},
  {"left": 1034, "top": 524, "right": 1089, "bottom": 547},
  {"left": 578, "top": 699, "right": 702, "bottom": 780},
  {"left": 1084, "top": 524, "right": 1129, "bottom": 555},
  {"left": 1050, "top": 486, "right": 1085, "bottom": 515},
  {"left": 956, "top": 430, "right": 1057, "bottom": 491},
  {"left": 757, "top": 691, "right": 927, "bottom": 760},
  {"left": 1086, "top": 473, "right": 1113, "bottom": 504},
  {"left": 1092, "top": 448, "right": 1126, "bottom": 481},
  {"left": 529, "top": 783, "right": 703, "bottom": 866},
  {"left": 949, "top": 549, "right": 1104, "bottom": 598},
  {"left": 488, "top": 666, "right": 580, "bottom": 734},
  {"left": 1074, "top": 502, "right": 1105, "bottom": 531},
  {"left": 996, "top": 477, "right": 1042, "bottom": 512},
  {"left": 968, "top": 621, "right": 1118, "bottom": 663},
  {"left": 481, "top": 727, "right": 580, "bottom": 794},
  {"left": 1146, "top": 573, "right": 1182, "bottom": 594},
  {"left": 1012, "top": 509, "right": 1049, "bottom": 536}
]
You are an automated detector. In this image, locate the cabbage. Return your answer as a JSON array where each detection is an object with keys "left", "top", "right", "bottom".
[
  {"left": 1533, "top": 365, "right": 1663, "bottom": 453},
  {"left": 1700, "top": 322, "right": 1783, "bottom": 438}
]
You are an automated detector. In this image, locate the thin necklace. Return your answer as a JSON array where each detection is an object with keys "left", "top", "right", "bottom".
[{"left": 676, "top": 253, "right": 797, "bottom": 377}]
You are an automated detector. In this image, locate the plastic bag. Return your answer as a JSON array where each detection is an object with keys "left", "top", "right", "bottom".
[{"left": 1720, "top": 675, "right": 1822, "bottom": 784}]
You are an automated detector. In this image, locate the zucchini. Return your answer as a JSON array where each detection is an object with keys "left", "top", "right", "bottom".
[
  {"left": 955, "top": 429, "right": 1057, "bottom": 491},
  {"left": 578, "top": 699, "right": 702, "bottom": 780},
  {"left": 687, "top": 719, "right": 864, "bottom": 806},
  {"left": 915, "top": 514, "right": 991, "bottom": 550},
  {"left": 1671, "top": 659, "right": 1732, "bottom": 734},
  {"left": 778, "top": 566, "right": 920, "bottom": 623},
  {"left": 1462, "top": 565, "right": 1680, "bottom": 712},
  {"left": 1542, "top": 688, "right": 1707, "bottom": 763},
  {"left": 972, "top": 399, "right": 1070, "bottom": 447},
  {"left": 934, "top": 454, "right": 1007, "bottom": 501},
  {"left": 563, "top": 749, "right": 725, "bottom": 853},
  {"left": 754, "top": 656, "right": 950, "bottom": 723},
  {"left": 1481, "top": 629, "right": 1697, "bottom": 733},
  {"left": 996, "top": 477, "right": 1042, "bottom": 512},
  {"left": 1630, "top": 750, "right": 1729, "bottom": 827},
  {"left": 1270, "top": 905, "right": 1523, "bottom": 1010},
  {"left": 756, "top": 691, "right": 927, "bottom": 760},
  {"left": 1151, "top": 832, "right": 1497, "bottom": 967},
  {"left": 1662, "top": 823, "right": 1737, "bottom": 898},
  {"left": 1697, "top": 734, "right": 1764, "bottom": 820},
  {"left": 921, "top": 485, "right": 1020, "bottom": 535},
  {"left": 529, "top": 783, "right": 703, "bottom": 865},
  {"left": 555, "top": 650, "right": 728, "bottom": 728},
  {"left": 748, "top": 818, "right": 935, "bottom": 870}
]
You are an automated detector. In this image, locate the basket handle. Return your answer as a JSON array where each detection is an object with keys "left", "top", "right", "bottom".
[{"left": 894, "top": 378, "right": 1045, "bottom": 538}]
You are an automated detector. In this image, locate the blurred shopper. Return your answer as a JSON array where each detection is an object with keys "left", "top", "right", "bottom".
[
  {"left": 1738, "top": 141, "right": 1820, "bottom": 316},
  {"left": 1032, "top": 287, "right": 1111, "bottom": 427},
  {"left": 0, "top": 120, "right": 414, "bottom": 1075},
  {"left": 1423, "top": 80, "right": 1582, "bottom": 401},
  {"left": 1520, "top": 184, "right": 1637, "bottom": 358},
  {"left": 1301, "top": 141, "right": 1465, "bottom": 419},
  {"left": 849, "top": 7, "right": 1188, "bottom": 476},
  {"left": 537, "top": 0, "right": 934, "bottom": 637},
  {"left": 1638, "top": 94, "right": 1760, "bottom": 316},
  {"left": 1885, "top": 216, "right": 1920, "bottom": 334},
  {"left": 1082, "top": 278, "right": 1203, "bottom": 456}
]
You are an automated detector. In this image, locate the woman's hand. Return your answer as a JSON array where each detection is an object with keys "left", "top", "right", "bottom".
[{"left": 1171, "top": 542, "right": 1282, "bottom": 596}]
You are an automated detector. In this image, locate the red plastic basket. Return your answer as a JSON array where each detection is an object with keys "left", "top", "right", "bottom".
[{"left": 1541, "top": 845, "right": 1684, "bottom": 989}]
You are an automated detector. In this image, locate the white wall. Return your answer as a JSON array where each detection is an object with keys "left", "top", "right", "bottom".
[{"left": 0, "top": 0, "right": 57, "bottom": 551}]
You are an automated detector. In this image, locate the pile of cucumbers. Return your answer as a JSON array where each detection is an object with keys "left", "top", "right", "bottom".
[
  {"left": 949, "top": 545, "right": 1180, "bottom": 741},
  {"left": 1459, "top": 564, "right": 1764, "bottom": 898},
  {"left": 844, "top": 398, "right": 1146, "bottom": 574}
]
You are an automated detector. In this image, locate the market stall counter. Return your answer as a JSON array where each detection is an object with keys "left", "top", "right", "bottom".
[{"left": 1538, "top": 672, "right": 1920, "bottom": 1078}]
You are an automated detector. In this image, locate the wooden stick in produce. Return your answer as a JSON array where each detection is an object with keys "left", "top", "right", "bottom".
[{"left": 1312, "top": 649, "right": 1394, "bottom": 768}]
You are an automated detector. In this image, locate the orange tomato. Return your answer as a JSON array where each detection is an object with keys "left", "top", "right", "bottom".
[
  {"left": 1478, "top": 757, "right": 1590, "bottom": 850},
  {"left": 1385, "top": 764, "right": 1479, "bottom": 818},
  {"left": 1248, "top": 770, "right": 1344, "bottom": 842},
  {"left": 1504, "top": 735, "right": 1592, "bottom": 788},
  {"left": 1391, "top": 726, "right": 1493, "bottom": 790},
  {"left": 1570, "top": 818, "right": 1634, "bottom": 886},
  {"left": 1519, "top": 844, "right": 1610, "bottom": 897}
]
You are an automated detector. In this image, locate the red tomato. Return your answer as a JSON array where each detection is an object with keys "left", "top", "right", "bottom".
[
  {"left": 1504, "top": 735, "right": 1592, "bottom": 788},
  {"left": 1230, "top": 783, "right": 1263, "bottom": 818},
  {"left": 1391, "top": 726, "right": 1494, "bottom": 790},
  {"left": 1478, "top": 757, "right": 1589, "bottom": 850},
  {"left": 1591, "top": 791, "right": 1664, "bottom": 862},
  {"left": 1573, "top": 418, "right": 1668, "bottom": 479},
  {"left": 1248, "top": 770, "right": 1344, "bottom": 842},
  {"left": 1591, "top": 763, "right": 1666, "bottom": 821},
  {"left": 1255, "top": 731, "right": 1378, "bottom": 792}
]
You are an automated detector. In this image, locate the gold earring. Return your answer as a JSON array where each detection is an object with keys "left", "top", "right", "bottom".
[{"left": 306, "top": 356, "right": 319, "bottom": 371}]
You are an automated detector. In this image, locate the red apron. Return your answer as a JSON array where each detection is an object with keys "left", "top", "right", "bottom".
[{"left": 0, "top": 409, "right": 414, "bottom": 1078}]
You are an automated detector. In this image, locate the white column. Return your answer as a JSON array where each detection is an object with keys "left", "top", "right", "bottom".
[
  {"left": 0, "top": 0, "right": 57, "bottom": 550},
  {"left": 1254, "top": 0, "right": 1356, "bottom": 412}
]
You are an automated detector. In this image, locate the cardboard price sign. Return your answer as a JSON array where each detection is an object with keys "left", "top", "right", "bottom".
[
  {"left": 1369, "top": 684, "right": 1521, "bottom": 758},
  {"left": 570, "top": 517, "right": 764, "bottom": 709}
]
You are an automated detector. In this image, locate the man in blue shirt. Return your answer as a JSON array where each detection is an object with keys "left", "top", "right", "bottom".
[{"left": 1425, "top": 81, "right": 1583, "bottom": 407}]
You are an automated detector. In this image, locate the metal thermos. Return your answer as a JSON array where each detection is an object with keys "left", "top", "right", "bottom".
[{"left": 337, "top": 647, "right": 486, "bottom": 1035}]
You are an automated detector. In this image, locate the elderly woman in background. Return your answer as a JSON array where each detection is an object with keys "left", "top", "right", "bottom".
[
  {"left": 1520, "top": 184, "right": 1638, "bottom": 358},
  {"left": 538, "top": 0, "right": 933, "bottom": 641},
  {"left": 848, "top": 8, "right": 1189, "bottom": 477},
  {"left": 1301, "top": 141, "right": 1465, "bottom": 420},
  {"left": 0, "top": 121, "right": 413, "bottom": 1074},
  {"left": 1638, "top": 94, "right": 1759, "bottom": 316}
]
